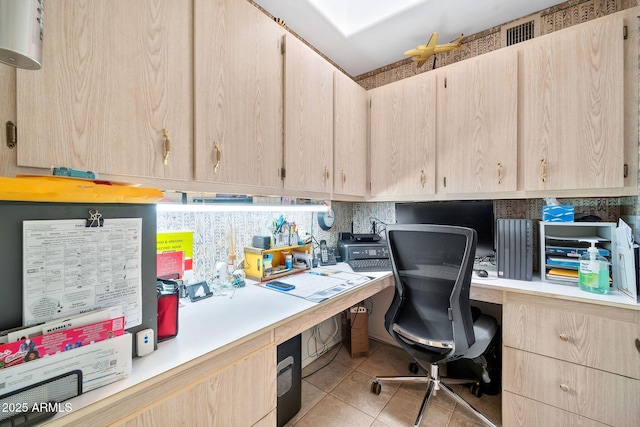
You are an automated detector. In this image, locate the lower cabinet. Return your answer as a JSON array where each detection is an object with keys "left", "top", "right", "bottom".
[
  {"left": 115, "top": 345, "right": 276, "bottom": 427},
  {"left": 502, "top": 293, "right": 640, "bottom": 426}
]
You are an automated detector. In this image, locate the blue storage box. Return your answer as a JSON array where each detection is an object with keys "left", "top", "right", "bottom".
[{"left": 542, "top": 205, "right": 574, "bottom": 222}]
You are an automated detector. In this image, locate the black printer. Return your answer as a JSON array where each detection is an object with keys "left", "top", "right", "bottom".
[{"left": 337, "top": 233, "right": 391, "bottom": 272}]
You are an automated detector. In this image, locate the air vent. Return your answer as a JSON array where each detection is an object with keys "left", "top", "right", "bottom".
[{"left": 501, "top": 14, "right": 541, "bottom": 47}]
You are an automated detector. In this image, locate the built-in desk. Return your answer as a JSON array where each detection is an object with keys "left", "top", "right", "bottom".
[
  {"left": 43, "top": 268, "right": 393, "bottom": 426},
  {"left": 42, "top": 266, "right": 640, "bottom": 426}
]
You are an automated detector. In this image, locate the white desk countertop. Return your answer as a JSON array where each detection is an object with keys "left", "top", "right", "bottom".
[
  {"left": 471, "top": 269, "right": 640, "bottom": 310},
  {"left": 45, "top": 264, "right": 639, "bottom": 423},
  {"left": 47, "top": 266, "right": 391, "bottom": 422}
]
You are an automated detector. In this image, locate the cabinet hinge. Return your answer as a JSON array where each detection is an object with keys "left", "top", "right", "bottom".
[
  {"left": 5, "top": 121, "right": 16, "bottom": 148},
  {"left": 280, "top": 167, "right": 286, "bottom": 179},
  {"left": 623, "top": 25, "right": 628, "bottom": 40}
]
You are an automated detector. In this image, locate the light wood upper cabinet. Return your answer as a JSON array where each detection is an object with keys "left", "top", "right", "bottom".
[
  {"left": 16, "top": 0, "right": 193, "bottom": 180},
  {"left": 521, "top": 14, "right": 624, "bottom": 191},
  {"left": 436, "top": 48, "right": 518, "bottom": 194},
  {"left": 333, "top": 70, "right": 367, "bottom": 198},
  {"left": 369, "top": 72, "right": 436, "bottom": 198},
  {"left": 283, "top": 34, "right": 334, "bottom": 196},
  {"left": 194, "top": 0, "right": 284, "bottom": 190}
]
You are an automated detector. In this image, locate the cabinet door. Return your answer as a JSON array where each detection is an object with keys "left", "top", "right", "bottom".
[
  {"left": 116, "top": 346, "right": 276, "bottom": 427},
  {"left": 521, "top": 15, "right": 624, "bottom": 191},
  {"left": 284, "top": 35, "right": 334, "bottom": 195},
  {"left": 0, "top": 66, "right": 17, "bottom": 178},
  {"left": 370, "top": 73, "right": 436, "bottom": 198},
  {"left": 16, "top": 0, "right": 193, "bottom": 180},
  {"left": 333, "top": 71, "right": 367, "bottom": 198},
  {"left": 194, "top": 0, "right": 284, "bottom": 190},
  {"left": 436, "top": 48, "right": 518, "bottom": 194}
]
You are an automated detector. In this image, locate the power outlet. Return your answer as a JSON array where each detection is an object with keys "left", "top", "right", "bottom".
[
  {"left": 350, "top": 306, "right": 367, "bottom": 314},
  {"left": 136, "top": 328, "right": 155, "bottom": 357}
]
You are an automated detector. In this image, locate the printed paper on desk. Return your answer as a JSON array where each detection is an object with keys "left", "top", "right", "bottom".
[
  {"left": 264, "top": 268, "right": 371, "bottom": 302},
  {"left": 1, "top": 333, "right": 131, "bottom": 395},
  {"left": 616, "top": 219, "right": 637, "bottom": 301},
  {"left": 0, "top": 316, "right": 125, "bottom": 369}
]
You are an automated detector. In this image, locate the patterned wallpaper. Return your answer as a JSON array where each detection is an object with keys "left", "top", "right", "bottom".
[
  {"left": 355, "top": 0, "right": 638, "bottom": 88},
  {"left": 157, "top": 202, "right": 354, "bottom": 283},
  {"left": 157, "top": 196, "right": 625, "bottom": 283}
]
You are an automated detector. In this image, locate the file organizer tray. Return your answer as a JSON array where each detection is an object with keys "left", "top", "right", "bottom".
[{"left": 0, "top": 370, "right": 82, "bottom": 423}]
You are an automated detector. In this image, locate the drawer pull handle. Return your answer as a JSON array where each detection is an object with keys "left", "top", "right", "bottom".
[
  {"left": 559, "top": 334, "right": 569, "bottom": 342},
  {"left": 635, "top": 338, "right": 640, "bottom": 354},
  {"left": 559, "top": 384, "right": 570, "bottom": 393}
]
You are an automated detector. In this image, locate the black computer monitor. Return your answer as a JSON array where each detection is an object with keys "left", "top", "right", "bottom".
[{"left": 395, "top": 200, "right": 495, "bottom": 259}]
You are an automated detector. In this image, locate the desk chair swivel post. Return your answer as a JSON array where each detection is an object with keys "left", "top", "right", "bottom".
[{"left": 370, "top": 224, "right": 498, "bottom": 427}]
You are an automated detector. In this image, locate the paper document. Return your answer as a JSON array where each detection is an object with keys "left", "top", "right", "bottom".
[
  {"left": 261, "top": 267, "right": 372, "bottom": 302},
  {"left": 23, "top": 218, "right": 143, "bottom": 328},
  {"left": 616, "top": 219, "right": 637, "bottom": 301}
]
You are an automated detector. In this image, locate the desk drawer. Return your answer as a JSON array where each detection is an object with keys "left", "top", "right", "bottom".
[
  {"left": 503, "top": 300, "right": 640, "bottom": 379},
  {"left": 503, "top": 347, "right": 640, "bottom": 426},
  {"left": 503, "top": 391, "right": 608, "bottom": 427}
]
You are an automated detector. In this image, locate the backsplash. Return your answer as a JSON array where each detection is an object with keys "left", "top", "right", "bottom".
[
  {"left": 157, "top": 202, "right": 353, "bottom": 283},
  {"left": 157, "top": 196, "right": 631, "bottom": 281}
]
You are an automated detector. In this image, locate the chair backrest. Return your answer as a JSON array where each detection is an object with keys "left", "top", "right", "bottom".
[{"left": 384, "top": 224, "right": 477, "bottom": 363}]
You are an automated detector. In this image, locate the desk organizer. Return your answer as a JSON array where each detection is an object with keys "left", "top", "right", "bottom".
[{"left": 244, "top": 244, "right": 311, "bottom": 281}]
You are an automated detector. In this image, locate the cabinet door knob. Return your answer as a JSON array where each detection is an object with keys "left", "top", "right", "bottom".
[
  {"left": 323, "top": 166, "right": 330, "bottom": 183},
  {"left": 213, "top": 142, "right": 222, "bottom": 173},
  {"left": 559, "top": 383, "right": 570, "bottom": 393},
  {"left": 497, "top": 163, "right": 502, "bottom": 184},
  {"left": 559, "top": 333, "right": 569, "bottom": 342},
  {"left": 540, "top": 159, "right": 547, "bottom": 183},
  {"left": 162, "top": 129, "right": 171, "bottom": 166}
]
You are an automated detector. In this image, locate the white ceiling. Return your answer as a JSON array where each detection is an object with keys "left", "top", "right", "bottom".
[{"left": 253, "top": 0, "right": 566, "bottom": 76}]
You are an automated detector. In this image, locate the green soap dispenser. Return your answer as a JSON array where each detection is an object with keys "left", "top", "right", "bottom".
[{"left": 578, "top": 240, "right": 610, "bottom": 294}]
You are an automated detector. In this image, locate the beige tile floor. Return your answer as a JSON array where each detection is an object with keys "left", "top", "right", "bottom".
[{"left": 286, "top": 339, "right": 501, "bottom": 427}]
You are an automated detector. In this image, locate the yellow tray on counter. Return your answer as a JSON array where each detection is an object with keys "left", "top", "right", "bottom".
[{"left": 0, "top": 176, "right": 163, "bottom": 203}]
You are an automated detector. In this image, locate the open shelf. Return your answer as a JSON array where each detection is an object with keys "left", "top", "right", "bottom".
[{"left": 540, "top": 222, "right": 618, "bottom": 288}]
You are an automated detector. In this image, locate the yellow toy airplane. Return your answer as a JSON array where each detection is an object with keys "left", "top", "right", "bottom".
[{"left": 404, "top": 32, "right": 464, "bottom": 67}]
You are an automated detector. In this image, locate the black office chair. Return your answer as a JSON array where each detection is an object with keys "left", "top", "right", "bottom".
[{"left": 370, "top": 224, "right": 498, "bottom": 427}]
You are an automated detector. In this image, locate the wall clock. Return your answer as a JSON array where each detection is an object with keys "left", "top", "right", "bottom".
[{"left": 317, "top": 208, "right": 336, "bottom": 231}]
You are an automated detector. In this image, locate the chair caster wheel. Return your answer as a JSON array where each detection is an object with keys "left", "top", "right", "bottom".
[
  {"left": 408, "top": 362, "right": 419, "bottom": 374},
  {"left": 371, "top": 381, "right": 382, "bottom": 395},
  {"left": 470, "top": 383, "right": 482, "bottom": 397}
]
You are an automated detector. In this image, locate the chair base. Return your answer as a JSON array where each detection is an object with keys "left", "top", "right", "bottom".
[{"left": 372, "top": 364, "right": 497, "bottom": 427}]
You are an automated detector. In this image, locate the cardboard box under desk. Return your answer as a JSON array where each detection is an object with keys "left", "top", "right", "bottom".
[{"left": 341, "top": 307, "right": 369, "bottom": 358}]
